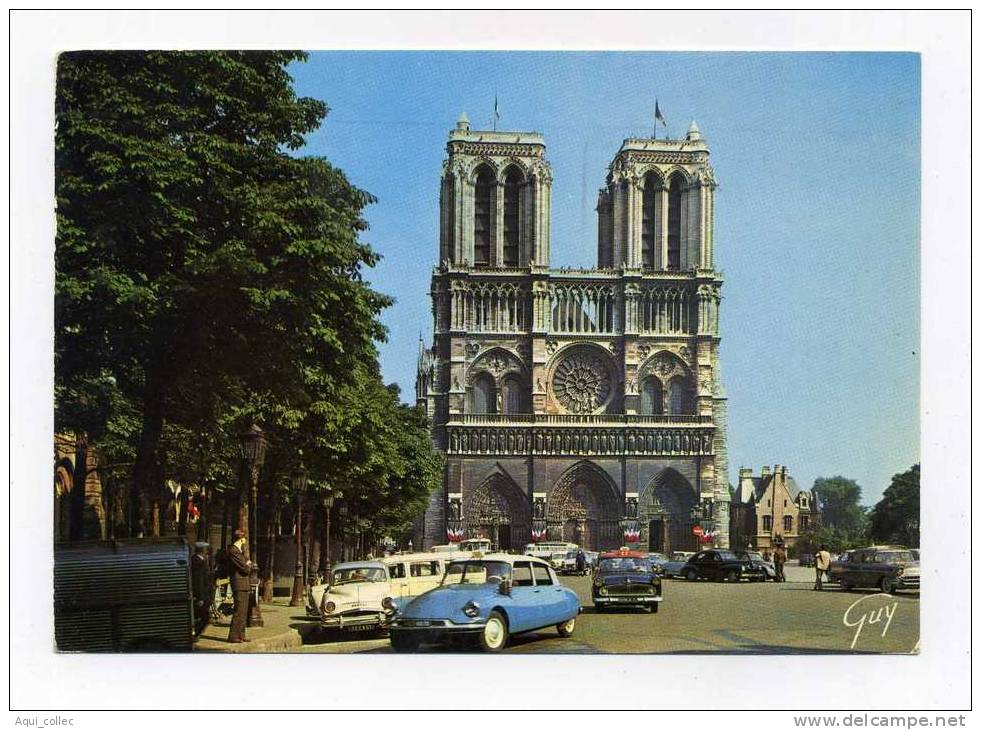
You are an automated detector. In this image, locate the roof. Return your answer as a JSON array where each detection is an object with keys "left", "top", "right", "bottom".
[
  {"left": 332, "top": 561, "right": 385, "bottom": 571},
  {"left": 450, "top": 552, "right": 551, "bottom": 566},
  {"left": 599, "top": 550, "right": 647, "bottom": 559}
]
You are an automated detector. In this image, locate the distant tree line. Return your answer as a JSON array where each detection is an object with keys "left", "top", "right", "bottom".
[
  {"left": 55, "top": 51, "right": 442, "bottom": 561},
  {"left": 796, "top": 465, "right": 920, "bottom": 554}
]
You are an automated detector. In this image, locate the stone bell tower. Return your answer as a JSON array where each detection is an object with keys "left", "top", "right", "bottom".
[{"left": 415, "top": 114, "right": 730, "bottom": 552}]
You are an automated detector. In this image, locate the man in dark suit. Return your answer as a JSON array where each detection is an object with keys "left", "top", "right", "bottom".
[{"left": 227, "top": 529, "right": 254, "bottom": 643}]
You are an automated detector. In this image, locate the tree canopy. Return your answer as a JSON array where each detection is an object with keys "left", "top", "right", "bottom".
[
  {"left": 868, "top": 464, "right": 919, "bottom": 547},
  {"left": 810, "top": 476, "right": 869, "bottom": 551},
  {"left": 55, "top": 51, "right": 439, "bottom": 539}
]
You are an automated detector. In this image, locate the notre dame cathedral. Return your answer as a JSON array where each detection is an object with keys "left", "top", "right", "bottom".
[{"left": 414, "top": 112, "right": 730, "bottom": 552}]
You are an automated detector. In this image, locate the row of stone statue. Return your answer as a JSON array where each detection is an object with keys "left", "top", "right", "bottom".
[{"left": 447, "top": 427, "right": 714, "bottom": 455}]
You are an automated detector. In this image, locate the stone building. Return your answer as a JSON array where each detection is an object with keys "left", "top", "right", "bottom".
[
  {"left": 415, "top": 113, "right": 730, "bottom": 552},
  {"left": 729, "top": 465, "right": 821, "bottom": 551}
]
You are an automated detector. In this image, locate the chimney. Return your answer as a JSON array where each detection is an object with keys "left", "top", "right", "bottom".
[
  {"left": 761, "top": 465, "right": 772, "bottom": 477},
  {"left": 738, "top": 468, "right": 753, "bottom": 479}
]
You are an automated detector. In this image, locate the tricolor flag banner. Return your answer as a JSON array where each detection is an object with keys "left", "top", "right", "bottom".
[
  {"left": 531, "top": 526, "right": 548, "bottom": 542},
  {"left": 623, "top": 523, "right": 641, "bottom": 543},
  {"left": 654, "top": 99, "right": 667, "bottom": 128},
  {"left": 447, "top": 526, "right": 464, "bottom": 542}
]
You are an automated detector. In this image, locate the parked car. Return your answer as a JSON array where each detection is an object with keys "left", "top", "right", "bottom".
[
  {"left": 680, "top": 549, "right": 766, "bottom": 583},
  {"left": 55, "top": 538, "right": 196, "bottom": 651},
  {"left": 524, "top": 541, "right": 579, "bottom": 570},
  {"left": 828, "top": 546, "right": 920, "bottom": 594},
  {"left": 798, "top": 552, "right": 815, "bottom": 567},
  {"left": 312, "top": 552, "right": 455, "bottom": 633},
  {"left": 659, "top": 557, "right": 688, "bottom": 578},
  {"left": 557, "top": 550, "right": 592, "bottom": 575},
  {"left": 592, "top": 550, "right": 662, "bottom": 613},
  {"left": 387, "top": 554, "right": 581, "bottom": 652},
  {"left": 735, "top": 550, "right": 777, "bottom": 580}
]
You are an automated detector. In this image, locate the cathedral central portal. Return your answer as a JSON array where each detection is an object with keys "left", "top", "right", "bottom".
[{"left": 415, "top": 112, "right": 731, "bottom": 551}]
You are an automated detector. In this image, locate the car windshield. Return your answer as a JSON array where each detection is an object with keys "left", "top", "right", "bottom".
[
  {"left": 441, "top": 560, "right": 512, "bottom": 586},
  {"left": 332, "top": 567, "right": 387, "bottom": 584},
  {"left": 877, "top": 551, "right": 915, "bottom": 563},
  {"left": 598, "top": 557, "right": 650, "bottom": 573},
  {"left": 716, "top": 551, "right": 739, "bottom": 561}
]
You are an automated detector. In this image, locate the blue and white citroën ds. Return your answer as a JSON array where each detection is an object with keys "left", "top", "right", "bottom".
[{"left": 386, "top": 554, "right": 581, "bottom": 652}]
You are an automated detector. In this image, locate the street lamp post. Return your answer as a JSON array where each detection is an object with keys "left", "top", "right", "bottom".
[
  {"left": 321, "top": 489, "right": 336, "bottom": 580},
  {"left": 238, "top": 423, "right": 267, "bottom": 627},
  {"left": 289, "top": 461, "right": 308, "bottom": 607}
]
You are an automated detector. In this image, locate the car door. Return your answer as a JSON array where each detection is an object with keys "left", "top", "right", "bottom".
[
  {"left": 505, "top": 561, "right": 541, "bottom": 633},
  {"left": 388, "top": 561, "right": 410, "bottom": 597},
  {"left": 530, "top": 562, "right": 568, "bottom": 628}
]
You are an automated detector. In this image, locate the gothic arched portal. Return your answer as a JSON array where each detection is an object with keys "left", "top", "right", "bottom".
[
  {"left": 639, "top": 468, "right": 698, "bottom": 554},
  {"left": 465, "top": 471, "right": 529, "bottom": 551},
  {"left": 547, "top": 461, "right": 622, "bottom": 551}
]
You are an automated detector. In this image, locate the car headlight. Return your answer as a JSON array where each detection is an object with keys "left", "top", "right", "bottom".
[
  {"left": 598, "top": 586, "right": 609, "bottom": 596},
  {"left": 382, "top": 596, "right": 396, "bottom": 613},
  {"left": 740, "top": 564, "right": 747, "bottom": 570},
  {"left": 895, "top": 567, "right": 904, "bottom": 577},
  {"left": 322, "top": 600, "right": 336, "bottom": 615},
  {"left": 462, "top": 600, "right": 480, "bottom": 618}
]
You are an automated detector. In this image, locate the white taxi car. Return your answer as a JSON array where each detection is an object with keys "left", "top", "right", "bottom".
[{"left": 312, "top": 553, "right": 456, "bottom": 634}]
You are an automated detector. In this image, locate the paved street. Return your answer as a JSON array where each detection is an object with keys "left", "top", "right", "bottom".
[{"left": 290, "top": 574, "right": 919, "bottom": 655}]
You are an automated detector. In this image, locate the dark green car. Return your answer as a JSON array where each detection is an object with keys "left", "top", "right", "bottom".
[{"left": 828, "top": 547, "right": 920, "bottom": 594}]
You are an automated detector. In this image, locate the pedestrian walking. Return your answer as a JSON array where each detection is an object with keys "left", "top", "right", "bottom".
[
  {"left": 190, "top": 542, "right": 213, "bottom": 637},
  {"left": 814, "top": 544, "right": 832, "bottom": 591},
  {"left": 773, "top": 544, "right": 787, "bottom": 582},
  {"left": 227, "top": 529, "right": 254, "bottom": 643},
  {"left": 575, "top": 549, "right": 587, "bottom": 575}
]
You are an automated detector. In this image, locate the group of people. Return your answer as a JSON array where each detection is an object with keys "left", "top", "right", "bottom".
[
  {"left": 189, "top": 528, "right": 257, "bottom": 644},
  {"left": 760, "top": 543, "right": 833, "bottom": 590}
]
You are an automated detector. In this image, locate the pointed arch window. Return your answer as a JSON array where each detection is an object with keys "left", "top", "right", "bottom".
[
  {"left": 501, "top": 375, "right": 524, "bottom": 414},
  {"left": 503, "top": 168, "right": 522, "bottom": 266},
  {"left": 667, "top": 375, "right": 693, "bottom": 415},
  {"left": 667, "top": 172, "right": 684, "bottom": 270},
  {"left": 641, "top": 172, "right": 659, "bottom": 268},
  {"left": 474, "top": 166, "right": 494, "bottom": 266},
  {"left": 471, "top": 373, "right": 496, "bottom": 414},
  {"left": 639, "top": 376, "right": 664, "bottom": 415}
]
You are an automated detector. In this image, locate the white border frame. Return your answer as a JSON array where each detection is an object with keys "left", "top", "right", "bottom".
[{"left": 7, "top": 9, "right": 971, "bottom": 713}]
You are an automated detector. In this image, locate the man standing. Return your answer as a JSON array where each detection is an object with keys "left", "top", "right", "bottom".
[
  {"left": 773, "top": 543, "right": 787, "bottom": 583},
  {"left": 227, "top": 529, "right": 253, "bottom": 643},
  {"left": 190, "top": 542, "right": 213, "bottom": 637},
  {"left": 814, "top": 544, "right": 832, "bottom": 591}
]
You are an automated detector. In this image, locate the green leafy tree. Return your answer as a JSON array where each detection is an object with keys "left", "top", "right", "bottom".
[
  {"left": 56, "top": 51, "right": 390, "bottom": 532},
  {"left": 811, "top": 476, "right": 869, "bottom": 551},
  {"left": 868, "top": 464, "right": 919, "bottom": 547}
]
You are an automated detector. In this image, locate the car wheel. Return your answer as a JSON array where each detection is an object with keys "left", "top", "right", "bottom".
[
  {"left": 650, "top": 603, "right": 659, "bottom": 614},
  {"left": 880, "top": 577, "right": 897, "bottom": 595},
  {"left": 684, "top": 569, "right": 698, "bottom": 582},
  {"left": 390, "top": 632, "right": 419, "bottom": 653},
  {"left": 478, "top": 610, "right": 508, "bottom": 652},
  {"left": 725, "top": 570, "right": 740, "bottom": 583},
  {"left": 557, "top": 617, "right": 576, "bottom": 637}
]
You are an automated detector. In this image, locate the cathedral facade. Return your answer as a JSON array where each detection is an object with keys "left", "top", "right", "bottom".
[{"left": 415, "top": 113, "right": 730, "bottom": 552}]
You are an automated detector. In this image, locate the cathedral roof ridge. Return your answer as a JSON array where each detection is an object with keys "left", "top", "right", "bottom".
[{"left": 448, "top": 128, "right": 545, "bottom": 145}]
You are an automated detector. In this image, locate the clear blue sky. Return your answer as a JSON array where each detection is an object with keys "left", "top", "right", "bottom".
[{"left": 289, "top": 51, "right": 919, "bottom": 506}]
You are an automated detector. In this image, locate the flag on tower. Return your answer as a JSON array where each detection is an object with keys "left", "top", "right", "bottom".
[
  {"left": 493, "top": 94, "right": 500, "bottom": 130},
  {"left": 655, "top": 100, "right": 666, "bottom": 127}
]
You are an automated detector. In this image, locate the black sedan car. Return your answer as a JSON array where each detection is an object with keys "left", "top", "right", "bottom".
[
  {"left": 592, "top": 550, "right": 663, "bottom": 613},
  {"left": 680, "top": 549, "right": 766, "bottom": 583}
]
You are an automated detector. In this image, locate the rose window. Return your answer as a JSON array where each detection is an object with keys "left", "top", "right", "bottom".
[{"left": 552, "top": 350, "right": 613, "bottom": 413}]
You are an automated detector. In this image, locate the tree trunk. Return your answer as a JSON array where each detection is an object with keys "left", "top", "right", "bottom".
[
  {"left": 69, "top": 435, "right": 87, "bottom": 541},
  {"left": 261, "top": 500, "right": 278, "bottom": 603},
  {"left": 133, "top": 373, "right": 166, "bottom": 538}
]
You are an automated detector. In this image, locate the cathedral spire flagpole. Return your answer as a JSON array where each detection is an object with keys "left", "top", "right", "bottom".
[
  {"left": 654, "top": 99, "right": 667, "bottom": 139},
  {"left": 493, "top": 93, "right": 500, "bottom": 132}
]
